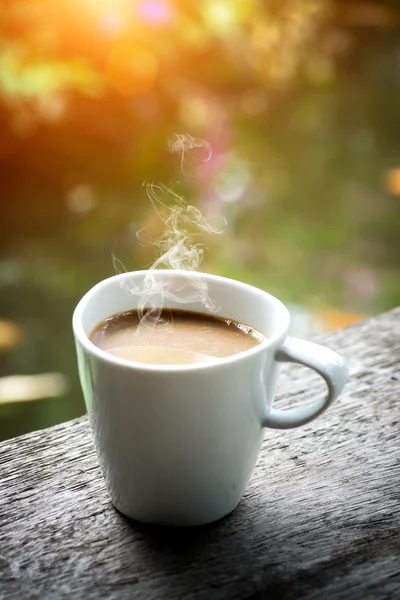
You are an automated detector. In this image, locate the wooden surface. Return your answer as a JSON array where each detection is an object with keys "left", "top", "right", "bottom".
[{"left": 0, "top": 308, "right": 399, "bottom": 600}]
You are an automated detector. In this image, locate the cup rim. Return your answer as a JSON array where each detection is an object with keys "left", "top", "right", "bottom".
[{"left": 72, "top": 270, "right": 291, "bottom": 372}]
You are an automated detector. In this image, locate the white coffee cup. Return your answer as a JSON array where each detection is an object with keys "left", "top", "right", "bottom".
[{"left": 73, "top": 270, "right": 347, "bottom": 527}]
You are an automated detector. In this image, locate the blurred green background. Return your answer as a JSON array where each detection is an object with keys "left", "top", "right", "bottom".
[{"left": 1, "top": 0, "right": 399, "bottom": 441}]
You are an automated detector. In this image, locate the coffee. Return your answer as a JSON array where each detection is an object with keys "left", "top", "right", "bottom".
[{"left": 90, "top": 309, "right": 264, "bottom": 365}]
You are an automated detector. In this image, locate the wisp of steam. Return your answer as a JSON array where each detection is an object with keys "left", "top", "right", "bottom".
[
  {"left": 113, "top": 134, "right": 225, "bottom": 329},
  {"left": 168, "top": 134, "right": 212, "bottom": 176}
]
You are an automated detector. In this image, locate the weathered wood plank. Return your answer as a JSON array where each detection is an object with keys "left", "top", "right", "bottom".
[{"left": 0, "top": 308, "right": 399, "bottom": 600}]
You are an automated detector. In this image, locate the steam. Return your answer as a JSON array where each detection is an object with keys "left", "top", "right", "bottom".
[
  {"left": 168, "top": 134, "right": 212, "bottom": 176},
  {"left": 116, "top": 134, "right": 225, "bottom": 329}
]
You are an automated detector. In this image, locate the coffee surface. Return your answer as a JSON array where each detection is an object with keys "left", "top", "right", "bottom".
[{"left": 90, "top": 309, "right": 264, "bottom": 365}]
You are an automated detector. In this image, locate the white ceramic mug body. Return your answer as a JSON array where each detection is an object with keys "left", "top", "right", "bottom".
[{"left": 73, "top": 270, "right": 347, "bottom": 527}]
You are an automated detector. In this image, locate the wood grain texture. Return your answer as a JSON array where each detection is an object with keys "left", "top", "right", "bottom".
[{"left": 0, "top": 308, "right": 399, "bottom": 600}]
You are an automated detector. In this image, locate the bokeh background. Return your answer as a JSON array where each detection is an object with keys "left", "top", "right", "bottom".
[{"left": 1, "top": 0, "right": 399, "bottom": 441}]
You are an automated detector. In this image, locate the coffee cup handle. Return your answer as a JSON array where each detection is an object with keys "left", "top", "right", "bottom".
[{"left": 263, "top": 337, "right": 348, "bottom": 429}]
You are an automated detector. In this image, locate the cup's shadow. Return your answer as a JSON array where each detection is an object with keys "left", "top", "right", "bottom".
[
  {"left": 108, "top": 490, "right": 397, "bottom": 600},
  {"left": 111, "top": 495, "right": 287, "bottom": 599},
  {"left": 120, "top": 504, "right": 235, "bottom": 550}
]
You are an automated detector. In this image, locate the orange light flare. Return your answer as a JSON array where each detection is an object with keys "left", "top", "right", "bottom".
[
  {"left": 105, "top": 39, "right": 159, "bottom": 96},
  {"left": 60, "top": 0, "right": 175, "bottom": 59},
  {"left": 83, "top": 0, "right": 175, "bottom": 26},
  {"left": 384, "top": 167, "right": 400, "bottom": 196},
  {"left": 316, "top": 308, "right": 366, "bottom": 331},
  {"left": 76, "top": 1, "right": 175, "bottom": 96},
  {"left": 74, "top": 0, "right": 127, "bottom": 29}
]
